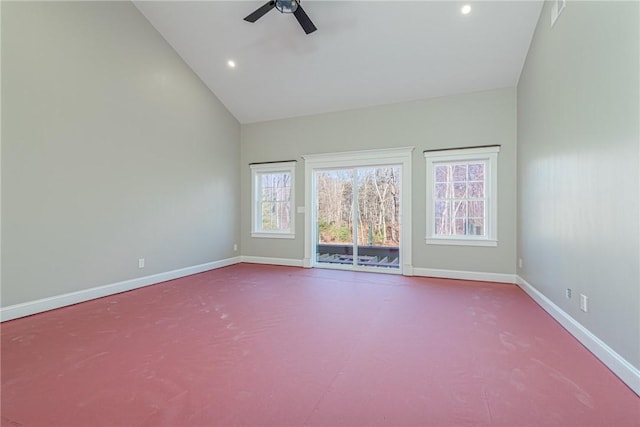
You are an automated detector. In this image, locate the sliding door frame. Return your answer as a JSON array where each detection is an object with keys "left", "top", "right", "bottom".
[{"left": 302, "top": 147, "right": 414, "bottom": 275}]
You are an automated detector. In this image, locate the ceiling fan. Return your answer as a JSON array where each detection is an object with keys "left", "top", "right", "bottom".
[{"left": 244, "top": 0, "right": 317, "bottom": 35}]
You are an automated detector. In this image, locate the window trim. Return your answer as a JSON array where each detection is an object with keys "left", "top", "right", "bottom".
[
  {"left": 250, "top": 161, "right": 296, "bottom": 239},
  {"left": 424, "top": 146, "right": 499, "bottom": 247}
]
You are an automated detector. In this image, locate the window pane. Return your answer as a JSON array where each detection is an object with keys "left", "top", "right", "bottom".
[
  {"left": 435, "top": 216, "right": 449, "bottom": 235},
  {"left": 454, "top": 219, "right": 465, "bottom": 235},
  {"left": 435, "top": 183, "right": 449, "bottom": 198},
  {"left": 435, "top": 165, "right": 449, "bottom": 183},
  {"left": 469, "top": 182, "right": 484, "bottom": 198},
  {"left": 261, "top": 201, "right": 291, "bottom": 231},
  {"left": 261, "top": 202, "right": 275, "bottom": 230},
  {"left": 261, "top": 187, "right": 273, "bottom": 201},
  {"left": 453, "top": 165, "right": 467, "bottom": 181},
  {"left": 453, "top": 201, "right": 467, "bottom": 218},
  {"left": 435, "top": 200, "right": 450, "bottom": 217},
  {"left": 468, "top": 163, "right": 484, "bottom": 180},
  {"left": 274, "top": 187, "right": 290, "bottom": 202},
  {"left": 453, "top": 182, "right": 467, "bottom": 198},
  {"left": 467, "top": 218, "right": 484, "bottom": 236},
  {"left": 469, "top": 200, "right": 484, "bottom": 217}
]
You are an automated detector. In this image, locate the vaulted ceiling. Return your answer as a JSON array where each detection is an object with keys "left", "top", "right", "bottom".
[{"left": 134, "top": 1, "right": 543, "bottom": 124}]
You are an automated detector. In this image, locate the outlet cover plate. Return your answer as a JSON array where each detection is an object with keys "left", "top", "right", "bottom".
[{"left": 580, "top": 294, "right": 588, "bottom": 312}]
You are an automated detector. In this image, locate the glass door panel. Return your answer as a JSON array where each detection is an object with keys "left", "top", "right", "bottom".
[
  {"left": 356, "top": 167, "right": 400, "bottom": 269},
  {"left": 315, "top": 169, "right": 354, "bottom": 266}
]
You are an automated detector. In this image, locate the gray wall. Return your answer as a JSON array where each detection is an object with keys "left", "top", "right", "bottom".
[
  {"left": 241, "top": 88, "right": 517, "bottom": 274},
  {"left": 1, "top": 1, "right": 240, "bottom": 306},
  {"left": 517, "top": 1, "right": 639, "bottom": 368}
]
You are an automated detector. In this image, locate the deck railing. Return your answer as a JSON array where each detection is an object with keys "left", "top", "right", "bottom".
[{"left": 316, "top": 244, "right": 400, "bottom": 268}]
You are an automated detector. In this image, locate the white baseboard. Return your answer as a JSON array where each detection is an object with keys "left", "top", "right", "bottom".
[
  {"left": 240, "top": 256, "right": 304, "bottom": 268},
  {"left": 412, "top": 267, "right": 516, "bottom": 284},
  {"left": 516, "top": 275, "right": 640, "bottom": 396},
  {"left": 0, "top": 256, "right": 242, "bottom": 322}
]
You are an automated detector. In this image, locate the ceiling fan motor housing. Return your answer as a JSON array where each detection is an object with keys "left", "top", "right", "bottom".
[{"left": 276, "top": 0, "right": 298, "bottom": 14}]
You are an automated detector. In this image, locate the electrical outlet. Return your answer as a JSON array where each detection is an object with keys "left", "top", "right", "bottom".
[
  {"left": 566, "top": 288, "right": 572, "bottom": 299},
  {"left": 233, "top": 244, "right": 238, "bottom": 252},
  {"left": 518, "top": 258, "right": 523, "bottom": 268},
  {"left": 138, "top": 258, "right": 145, "bottom": 269},
  {"left": 580, "top": 294, "right": 588, "bottom": 312}
]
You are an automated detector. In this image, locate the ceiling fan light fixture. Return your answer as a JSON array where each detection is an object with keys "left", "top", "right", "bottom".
[{"left": 275, "top": 0, "right": 298, "bottom": 14}]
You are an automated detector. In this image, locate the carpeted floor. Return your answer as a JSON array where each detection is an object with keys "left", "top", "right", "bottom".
[{"left": 2, "top": 263, "right": 638, "bottom": 426}]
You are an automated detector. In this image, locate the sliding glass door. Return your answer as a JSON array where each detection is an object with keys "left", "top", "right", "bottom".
[{"left": 314, "top": 166, "right": 401, "bottom": 271}]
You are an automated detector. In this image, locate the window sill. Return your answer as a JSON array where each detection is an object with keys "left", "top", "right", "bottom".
[
  {"left": 426, "top": 237, "right": 497, "bottom": 247},
  {"left": 252, "top": 232, "right": 295, "bottom": 239}
]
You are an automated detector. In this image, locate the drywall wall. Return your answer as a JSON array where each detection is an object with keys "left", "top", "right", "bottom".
[
  {"left": 241, "top": 88, "right": 517, "bottom": 275},
  {"left": 517, "top": 1, "right": 639, "bottom": 369},
  {"left": 1, "top": 1, "right": 240, "bottom": 306}
]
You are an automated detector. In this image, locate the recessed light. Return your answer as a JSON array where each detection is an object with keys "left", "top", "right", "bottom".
[
  {"left": 461, "top": 4, "right": 471, "bottom": 15},
  {"left": 227, "top": 60, "right": 236, "bottom": 69}
]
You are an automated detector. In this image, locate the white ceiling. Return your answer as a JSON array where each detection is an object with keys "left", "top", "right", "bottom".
[{"left": 134, "top": 1, "right": 543, "bottom": 124}]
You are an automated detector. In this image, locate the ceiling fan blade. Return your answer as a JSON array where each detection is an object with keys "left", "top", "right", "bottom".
[
  {"left": 244, "top": 1, "right": 276, "bottom": 23},
  {"left": 293, "top": 5, "right": 317, "bottom": 34}
]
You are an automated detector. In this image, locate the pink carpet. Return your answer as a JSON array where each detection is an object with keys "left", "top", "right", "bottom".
[{"left": 2, "top": 264, "right": 639, "bottom": 426}]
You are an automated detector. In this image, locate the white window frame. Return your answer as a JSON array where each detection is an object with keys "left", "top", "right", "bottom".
[
  {"left": 424, "top": 146, "right": 499, "bottom": 247},
  {"left": 250, "top": 161, "right": 296, "bottom": 239}
]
